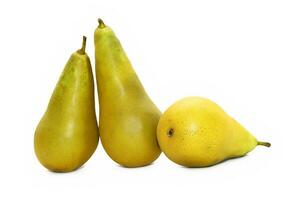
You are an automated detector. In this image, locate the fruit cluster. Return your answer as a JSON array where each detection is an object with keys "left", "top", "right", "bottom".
[{"left": 34, "top": 19, "right": 270, "bottom": 172}]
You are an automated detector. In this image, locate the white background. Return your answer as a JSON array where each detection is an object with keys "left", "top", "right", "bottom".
[{"left": 0, "top": 0, "right": 282, "bottom": 199}]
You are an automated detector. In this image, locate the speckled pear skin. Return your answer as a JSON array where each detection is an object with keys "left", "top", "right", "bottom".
[
  {"left": 34, "top": 37, "right": 99, "bottom": 172},
  {"left": 94, "top": 19, "right": 161, "bottom": 167},
  {"left": 157, "top": 97, "right": 270, "bottom": 167}
]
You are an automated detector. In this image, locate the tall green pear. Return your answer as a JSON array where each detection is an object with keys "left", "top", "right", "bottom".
[
  {"left": 157, "top": 96, "right": 271, "bottom": 167},
  {"left": 94, "top": 19, "right": 161, "bottom": 167},
  {"left": 34, "top": 37, "right": 99, "bottom": 172}
]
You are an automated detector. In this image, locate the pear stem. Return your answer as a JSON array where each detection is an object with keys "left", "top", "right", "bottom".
[
  {"left": 98, "top": 18, "right": 106, "bottom": 28},
  {"left": 77, "top": 36, "right": 87, "bottom": 54},
  {"left": 257, "top": 141, "right": 271, "bottom": 147}
]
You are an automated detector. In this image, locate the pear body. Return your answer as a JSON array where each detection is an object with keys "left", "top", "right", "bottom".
[
  {"left": 34, "top": 39, "right": 99, "bottom": 172},
  {"left": 157, "top": 97, "right": 269, "bottom": 167},
  {"left": 94, "top": 20, "right": 161, "bottom": 167}
]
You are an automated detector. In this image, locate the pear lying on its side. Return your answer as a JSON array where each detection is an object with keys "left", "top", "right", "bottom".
[
  {"left": 157, "top": 97, "right": 270, "bottom": 167},
  {"left": 34, "top": 37, "right": 99, "bottom": 172},
  {"left": 94, "top": 19, "right": 161, "bottom": 167}
]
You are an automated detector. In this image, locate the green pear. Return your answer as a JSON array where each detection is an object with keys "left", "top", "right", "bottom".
[
  {"left": 157, "top": 96, "right": 270, "bottom": 167},
  {"left": 34, "top": 36, "right": 99, "bottom": 172},
  {"left": 94, "top": 19, "right": 161, "bottom": 167}
]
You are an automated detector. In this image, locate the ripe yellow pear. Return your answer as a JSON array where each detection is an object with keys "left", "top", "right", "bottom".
[
  {"left": 157, "top": 96, "right": 270, "bottom": 167},
  {"left": 34, "top": 37, "right": 99, "bottom": 172},
  {"left": 94, "top": 19, "right": 161, "bottom": 167}
]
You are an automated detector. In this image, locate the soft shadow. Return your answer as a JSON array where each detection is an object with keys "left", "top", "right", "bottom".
[
  {"left": 116, "top": 162, "right": 155, "bottom": 169},
  {"left": 179, "top": 154, "right": 248, "bottom": 170},
  {"left": 46, "top": 165, "right": 85, "bottom": 174}
]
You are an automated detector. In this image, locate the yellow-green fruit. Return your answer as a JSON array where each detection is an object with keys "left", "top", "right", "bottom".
[
  {"left": 34, "top": 37, "right": 99, "bottom": 172},
  {"left": 157, "top": 96, "right": 270, "bottom": 167},
  {"left": 94, "top": 19, "right": 161, "bottom": 167}
]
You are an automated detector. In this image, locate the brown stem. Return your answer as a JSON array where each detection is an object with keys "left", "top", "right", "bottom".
[
  {"left": 77, "top": 36, "right": 87, "bottom": 54},
  {"left": 257, "top": 141, "right": 271, "bottom": 147},
  {"left": 98, "top": 18, "right": 106, "bottom": 28}
]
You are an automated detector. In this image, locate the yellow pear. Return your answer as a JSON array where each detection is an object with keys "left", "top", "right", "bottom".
[
  {"left": 157, "top": 96, "right": 270, "bottom": 167},
  {"left": 94, "top": 19, "right": 161, "bottom": 167},
  {"left": 34, "top": 37, "right": 99, "bottom": 172}
]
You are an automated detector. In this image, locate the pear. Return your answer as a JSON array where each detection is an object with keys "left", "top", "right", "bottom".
[
  {"left": 94, "top": 19, "right": 161, "bottom": 167},
  {"left": 157, "top": 96, "right": 270, "bottom": 167},
  {"left": 34, "top": 36, "right": 99, "bottom": 172}
]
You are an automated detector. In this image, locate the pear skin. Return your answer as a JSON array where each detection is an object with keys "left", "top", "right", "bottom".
[
  {"left": 157, "top": 97, "right": 270, "bottom": 167},
  {"left": 34, "top": 37, "right": 99, "bottom": 172},
  {"left": 94, "top": 19, "right": 161, "bottom": 167}
]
